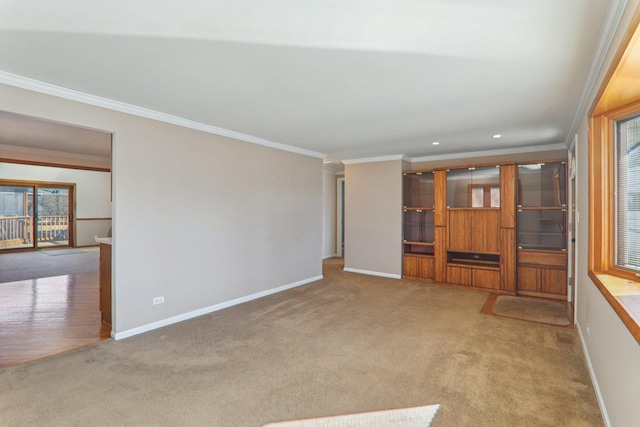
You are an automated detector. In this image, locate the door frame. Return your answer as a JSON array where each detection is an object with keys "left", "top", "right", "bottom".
[
  {"left": 336, "top": 177, "right": 345, "bottom": 257},
  {"left": 567, "top": 135, "right": 578, "bottom": 318}
]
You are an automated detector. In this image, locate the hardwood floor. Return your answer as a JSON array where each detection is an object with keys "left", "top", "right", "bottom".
[{"left": 0, "top": 271, "right": 110, "bottom": 369}]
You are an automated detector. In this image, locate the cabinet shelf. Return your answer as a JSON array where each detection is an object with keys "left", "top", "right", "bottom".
[
  {"left": 404, "top": 243, "right": 435, "bottom": 256},
  {"left": 447, "top": 251, "right": 500, "bottom": 267},
  {"left": 517, "top": 206, "right": 567, "bottom": 210}
]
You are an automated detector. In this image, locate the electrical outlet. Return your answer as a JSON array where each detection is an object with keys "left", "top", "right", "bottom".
[
  {"left": 586, "top": 326, "right": 591, "bottom": 337},
  {"left": 153, "top": 296, "right": 164, "bottom": 305}
]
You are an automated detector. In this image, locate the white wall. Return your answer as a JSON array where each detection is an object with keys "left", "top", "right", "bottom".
[
  {"left": 0, "top": 82, "right": 323, "bottom": 338},
  {"left": 574, "top": 1, "right": 640, "bottom": 426},
  {"left": 0, "top": 162, "right": 111, "bottom": 245},
  {"left": 344, "top": 160, "right": 403, "bottom": 278},
  {"left": 322, "top": 170, "right": 337, "bottom": 258}
]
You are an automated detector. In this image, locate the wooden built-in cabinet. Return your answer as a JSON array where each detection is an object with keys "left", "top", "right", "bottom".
[
  {"left": 402, "top": 161, "right": 566, "bottom": 299},
  {"left": 516, "top": 161, "right": 568, "bottom": 299},
  {"left": 99, "top": 242, "right": 112, "bottom": 326},
  {"left": 403, "top": 171, "right": 436, "bottom": 280},
  {"left": 448, "top": 210, "right": 500, "bottom": 253}
]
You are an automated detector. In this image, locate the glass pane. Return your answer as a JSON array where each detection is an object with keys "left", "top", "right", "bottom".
[
  {"left": 447, "top": 168, "right": 472, "bottom": 207},
  {"left": 403, "top": 172, "right": 434, "bottom": 207},
  {"left": 616, "top": 114, "right": 640, "bottom": 271},
  {"left": 0, "top": 185, "right": 34, "bottom": 250},
  {"left": 447, "top": 166, "right": 500, "bottom": 208},
  {"left": 403, "top": 210, "right": 434, "bottom": 243},
  {"left": 517, "top": 162, "right": 567, "bottom": 207},
  {"left": 490, "top": 187, "right": 500, "bottom": 207},
  {"left": 471, "top": 187, "right": 484, "bottom": 207},
  {"left": 37, "top": 187, "right": 70, "bottom": 247},
  {"left": 517, "top": 209, "right": 567, "bottom": 250}
]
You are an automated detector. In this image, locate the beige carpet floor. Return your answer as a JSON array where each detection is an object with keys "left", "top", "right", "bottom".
[{"left": 0, "top": 258, "right": 602, "bottom": 426}]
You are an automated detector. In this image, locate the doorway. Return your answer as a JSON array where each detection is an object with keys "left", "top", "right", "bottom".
[
  {"left": 567, "top": 136, "right": 578, "bottom": 318},
  {"left": 0, "top": 181, "right": 74, "bottom": 251},
  {"left": 336, "top": 177, "right": 345, "bottom": 257}
]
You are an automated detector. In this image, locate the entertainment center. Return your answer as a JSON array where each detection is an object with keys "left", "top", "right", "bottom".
[{"left": 403, "top": 160, "right": 568, "bottom": 299}]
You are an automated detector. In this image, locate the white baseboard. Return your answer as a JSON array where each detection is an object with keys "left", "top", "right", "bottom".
[
  {"left": 112, "top": 275, "right": 323, "bottom": 340},
  {"left": 576, "top": 321, "right": 611, "bottom": 427},
  {"left": 323, "top": 253, "right": 339, "bottom": 260},
  {"left": 343, "top": 267, "right": 401, "bottom": 279}
]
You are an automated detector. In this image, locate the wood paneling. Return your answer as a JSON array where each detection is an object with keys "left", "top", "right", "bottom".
[
  {"left": 434, "top": 226, "right": 447, "bottom": 282},
  {"left": 501, "top": 228, "right": 516, "bottom": 292},
  {"left": 500, "top": 164, "right": 516, "bottom": 228},
  {"left": 593, "top": 17, "right": 640, "bottom": 115},
  {"left": 434, "top": 170, "right": 447, "bottom": 227}
]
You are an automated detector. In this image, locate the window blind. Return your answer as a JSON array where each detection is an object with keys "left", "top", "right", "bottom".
[{"left": 616, "top": 114, "right": 640, "bottom": 271}]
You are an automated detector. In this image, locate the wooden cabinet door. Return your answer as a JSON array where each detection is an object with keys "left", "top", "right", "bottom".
[
  {"left": 517, "top": 266, "right": 539, "bottom": 292},
  {"left": 473, "top": 269, "right": 500, "bottom": 290},
  {"left": 471, "top": 210, "right": 500, "bottom": 253},
  {"left": 403, "top": 256, "right": 418, "bottom": 277},
  {"left": 418, "top": 257, "right": 435, "bottom": 279},
  {"left": 447, "top": 266, "right": 472, "bottom": 285},
  {"left": 448, "top": 210, "right": 472, "bottom": 251},
  {"left": 541, "top": 268, "right": 567, "bottom": 295}
]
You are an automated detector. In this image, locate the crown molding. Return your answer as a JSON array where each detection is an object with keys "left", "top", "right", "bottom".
[
  {"left": 565, "top": 0, "right": 629, "bottom": 145},
  {"left": 0, "top": 71, "right": 326, "bottom": 159},
  {"left": 342, "top": 154, "right": 409, "bottom": 165},
  {"left": 409, "top": 143, "right": 567, "bottom": 163}
]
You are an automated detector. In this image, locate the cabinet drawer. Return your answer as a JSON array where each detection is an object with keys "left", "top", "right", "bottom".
[{"left": 518, "top": 251, "right": 567, "bottom": 268}]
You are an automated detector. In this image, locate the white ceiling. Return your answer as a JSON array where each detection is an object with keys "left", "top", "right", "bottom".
[{"left": 0, "top": 0, "right": 624, "bottom": 163}]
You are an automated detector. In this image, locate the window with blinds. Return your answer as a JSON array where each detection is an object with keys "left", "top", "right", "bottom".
[{"left": 616, "top": 114, "right": 640, "bottom": 271}]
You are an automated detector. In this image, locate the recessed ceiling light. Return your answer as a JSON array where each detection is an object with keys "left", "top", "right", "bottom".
[
  {"left": 432, "top": 141, "right": 440, "bottom": 145},
  {"left": 493, "top": 134, "right": 502, "bottom": 139}
]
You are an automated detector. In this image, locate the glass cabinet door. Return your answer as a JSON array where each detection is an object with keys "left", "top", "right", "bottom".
[
  {"left": 403, "top": 172, "right": 434, "bottom": 208},
  {"left": 403, "top": 210, "right": 435, "bottom": 243},
  {"left": 517, "top": 209, "right": 567, "bottom": 250},
  {"left": 517, "top": 162, "right": 567, "bottom": 207},
  {"left": 447, "top": 166, "right": 500, "bottom": 208}
]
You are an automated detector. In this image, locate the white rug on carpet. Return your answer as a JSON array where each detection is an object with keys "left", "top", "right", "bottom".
[{"left": 263, "top": 404, "right": 440, "bottom": 427}]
